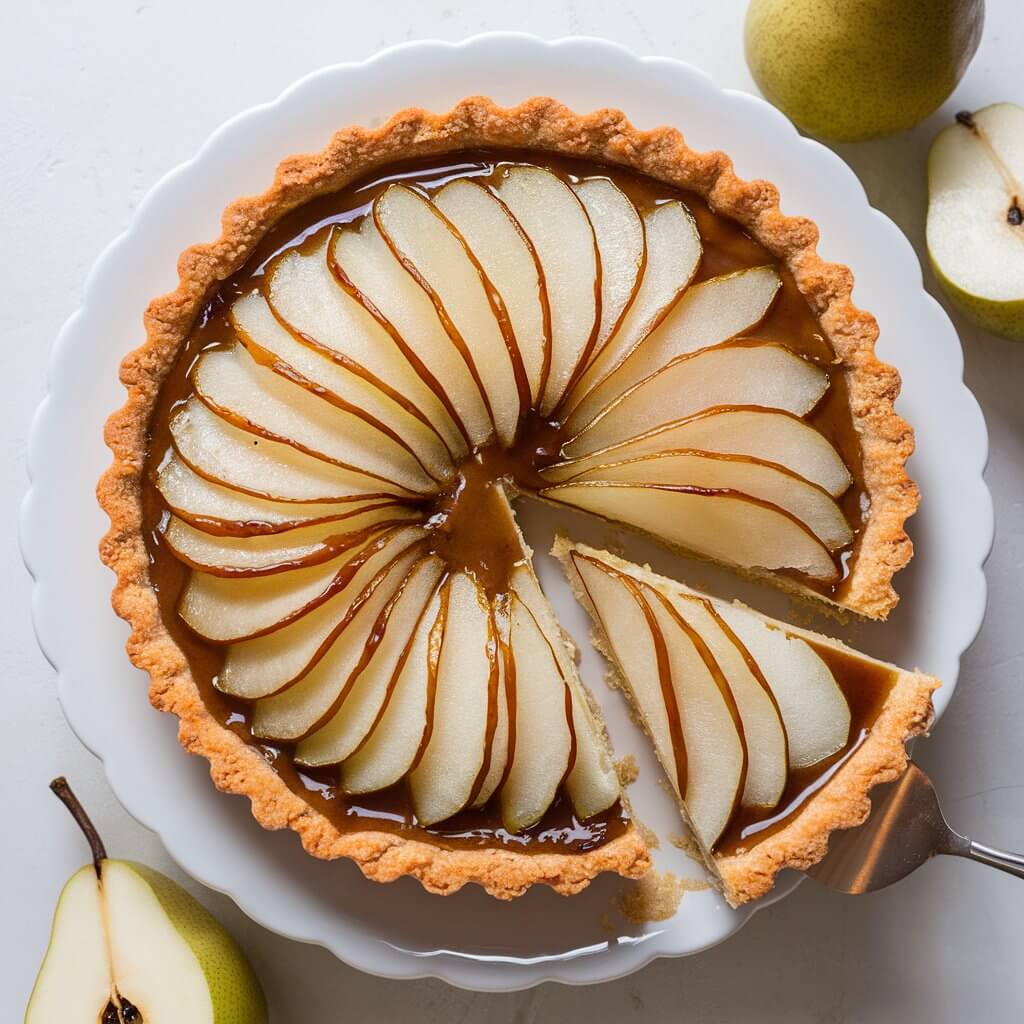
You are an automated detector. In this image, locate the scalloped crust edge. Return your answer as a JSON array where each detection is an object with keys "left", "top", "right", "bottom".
[
  {"left": 97, "top": 95, "right": 916, "bottom": 898},
  {"left": 552, "top": 536, "right": 939, "bottom": 906}
]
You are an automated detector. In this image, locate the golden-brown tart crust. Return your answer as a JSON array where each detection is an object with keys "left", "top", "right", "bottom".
[{"left": 98, "top": 95, "right": 916, "bottom": 898}]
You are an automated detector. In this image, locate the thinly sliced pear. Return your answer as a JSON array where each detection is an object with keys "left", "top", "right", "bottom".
[
  {"left": 570, "top": 178, "right": 645, "bottom": 369},
  {"left": 433, "top": 178, "right": 548, "bottom": 407},
  {"left": 715, "top": 604, "right": 851, "bottom": 769},
  {"left": 495, "top": 165, "right": 598, "bottom": 414},
  {"left": 267, "top": 240, "right": 465, "bottom": 457},
  {"left": 569, "top": 266, "right": 782, "bottom": 429},
  {"left": 409, "top": 572, "right": 493, "bottom": 825},
  {"left": 375, "top": 185, "right": 524, "bottom": 446},
  {"left": 252, "top": 545, "right": 424, "bottom": 741},
  {"left": 567, "top": 450, "right": 852, "bottom": 551},
  {"left": 163, "top": 510, "right": 420, "bottom": 577},
  {"left": 339, "top": 585, "right": 443, "bottom": 795},
  {"left": 566, "top": 201, "right": 701, "bottom": 420},
  {"left": 216, "top": 527, "right": 428, "bottom": 698},
  {"left": 641, "top": 585, "right": 746, "bottom": 850},
  {"left": 293, "top": 557, "right": 445, "bottom": 766},
  {"left": 156, "top": 455, "right": 402, "bottom": 536},
  {"left": 180, "top": 524, "right": 424, "bottom": 646},
  {"left": 668, "top": 595, "right": 787, "bottom": 809},
  {"left": 500, "top": 596, "right": 574, "bottom": 833},
  {"left": 543, "top": 407, "right": 852, "bottom": 497},
  {"left": 509, "top": 566, "right": 620, "bottom": 820},
  {"left": 563, "top": 342, "right": 829, "bottom": 459},
  {"left": 471, "top": 601, "right": 512, "bottom": 809},
  {"left": 231, "top": 291, "right": 454, "bottom": 483},
  {"left": 544, "top": 483, "right": 838, "bottom": 580},
  {"left": 193, "top": 345, "right": 437, "bottom": 495},
  {"left": 170, "top": 400, "right": 411, "bottom": 503},
  {"left": 332, "top": 218, "right": 493, "bottom": 448}
]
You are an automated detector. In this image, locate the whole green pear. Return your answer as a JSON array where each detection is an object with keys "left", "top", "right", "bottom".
[{"left": 744, "top": 0, "right": 985, "bottom": 142}]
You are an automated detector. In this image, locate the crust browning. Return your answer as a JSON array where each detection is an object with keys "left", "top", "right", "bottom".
[
  {"left": 99, "top": 96, "right": 915, "bottom": 897},
  {"left": 553, "top": 538, "right": 938, "bottom": 907}
]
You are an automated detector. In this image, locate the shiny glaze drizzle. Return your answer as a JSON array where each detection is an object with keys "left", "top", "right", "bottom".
[{"left": 143, "top": 149, "right": 872, "bottom": 852}]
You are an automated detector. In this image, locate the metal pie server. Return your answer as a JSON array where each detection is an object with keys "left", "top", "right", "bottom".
[{"left": 807, "top": 761, "right": 1024, "bottom": 894}]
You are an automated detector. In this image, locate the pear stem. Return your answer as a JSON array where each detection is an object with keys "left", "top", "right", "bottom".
[{"left": 50, "top": 777, "right": 107, "bottom": 876}]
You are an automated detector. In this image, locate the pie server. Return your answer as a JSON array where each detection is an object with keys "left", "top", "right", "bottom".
[{"left": 806, "top": 761, "right": 1024, "bottom": 893}]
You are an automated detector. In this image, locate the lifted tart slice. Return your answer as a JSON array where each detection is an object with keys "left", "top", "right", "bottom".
[
  {"left": 100, "top": 96, "right": 918, "bottom": 898},
  {"left": 556, "top": 539, "right": 938, "bottom": 906}
]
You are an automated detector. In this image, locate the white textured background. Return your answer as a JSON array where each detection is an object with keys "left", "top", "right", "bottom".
[{"left": 3, "top": 2, "right": 1023, "bottom": 1020}]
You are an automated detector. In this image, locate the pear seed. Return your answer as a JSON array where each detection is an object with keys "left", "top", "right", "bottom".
[
  {"left": 1008, "top": 204, "right": 1022, "bottom": 227},
  {"left": 103, "top": 1002, "right": 119, "bottom": 1024}
]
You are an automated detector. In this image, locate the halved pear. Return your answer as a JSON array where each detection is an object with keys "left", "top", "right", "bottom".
[
  {"left": 569, "top": 178, "right": 645, "bottom": 370},
  {"left": 251, "top": 544, "right": 424, "bottom": 741},
  {"left": 565, "top": 200, "right": 701, "bottom": 417},
  {"left": 542, "top": 406, "right": 852, "bottom": 497},
  {"left": 155, "top": 455, "right": 402, "bottom": 536},
  {"left": 170, "top": 399, "right": 413, "bottom": 503},
  {"left": 339, "top": 583, "right": 444, "bottom": 795},
  {"left": 543, "top": 482, "right": 838, "bottom": 580},
  {"left": 193, "top": 344, "right": 437, "bottom": 495},
  {"left": 566, "top": 450, "right": 852, "bottom": 550},
  {"left": 216, "top": 526, "right": 430, "bottom": 699},
  {"left": 715, "top": 603, "right": 851, "bottom": 768},
  {"left": 567, "top": 266, "right": 781, "bottom": 432},
  {"left": 433, "top": 178, "right": 549, "bottom": 406},
  {"left": 163, "top": 509, "right": 419, "bottom": 577},
  {"left": 409, "top": 572, "right": 494, "bottom": 826},
  {"left": 495, "top": 165, "right": 599, "bottom": 414},
  {"left": 927, "top": 104, "right": 1024, "bottom": 342},
  {"left": 375, "top": 184, "right": 525, "bottom": 446},
  {"left": 332, "top": 217, "right": 494, "bottom": 448},
  {"left": 266, "top": 239, "right": 466, "bottom": 456},
  {"left": 562, "top": 341, "right": 829, "bottom": 459},
  {"left": 231, "top": 290, "right": 454, "bottom": 483},
  {"left": 294, "top": 556, "right": 446, "bottom": 766},
  {"left": 180, "top": 524, "right": 424, "bottom": 646},
  {"left": 500, "top": 596, "right": 574, "bottom": 832}
]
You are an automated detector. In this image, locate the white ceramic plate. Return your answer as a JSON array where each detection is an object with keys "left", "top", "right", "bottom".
[{"left": 21, "top": 34, "right": 993, "bottom": 991}]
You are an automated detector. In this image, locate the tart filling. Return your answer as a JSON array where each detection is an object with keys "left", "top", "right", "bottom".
[
  {"left": 557, "top": 539, "right": 938, "bottom": 906},
  {"left": 100, "top": 97, "right": 918, "bottom": 897}
]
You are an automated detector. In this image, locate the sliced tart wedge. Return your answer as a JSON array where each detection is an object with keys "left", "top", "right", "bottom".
[{"left": 556, "top": 539, "right": 938, "bottom": 907}]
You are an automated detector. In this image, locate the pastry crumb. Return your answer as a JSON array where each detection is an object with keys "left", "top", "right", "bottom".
[
  {"left": 615, "top": 755, "right": 640, "bottom": 787},
  {"left": 634, "top": 817, "right": 660, "bottom": 850},
  {"left": 616, "top": 870, "right": 687, "bottom": 923},
  {"left": 667, "top": 831, "right": 705, "bottom": 867}
]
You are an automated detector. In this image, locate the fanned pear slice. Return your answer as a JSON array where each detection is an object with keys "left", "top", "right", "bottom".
[
  {"left": 252, "top": 544, "right": 425, "bottom": 741},
  {"left": 433, "top": 178, "right": 549, "bottom": 407},
  {"left": 471, "top": 604, "right": 512, "bottom": 810},
  {"left": 566, "top": 201, "right": 701, "bottom": 423},
  {"left": 715, "top": 603, "right": 851, "bottom": 769},
  {"left": 375, "top": 184, "right": 524, "bottom": 446},
  {"left": 332, "top": 218, "right": 493, "bottom": 449},
  {"left": 508, "top": 566, "right": 620, "bottom": 821},
  {"left": 567, "top": 450, "right": 852, "bottom": 551},
  {"left": 156, "top": 455, "right": 403, "bottom": 536},
  {"left": 542, "top": 407, "right": 852, "bottom": 497},
  {"left": 500, "top": 596, "right": 574, "bottom": 833},
  {"left": 193, "top": 344, "right": 437, "bottom": 495},
  {"left": 216, "top": 526, "right": 428, "bottom": 698},
  {"left": 569, "top": 266, "right": 782, "bottom": 429},
  {"left": 569, "top": 178, "right": 645, "bottom": 370},
  {"left": 180, "top": 524, "right": 425, "bottom": 646},
  {"left": 542, "top": 482, "right": 838, "bottom": 580},
  {"left": 562, "top": 342, "right": 829, "bottom": 459},
  {"left": 409, "top": 572, "right": 494, "bottom": 826},
  {"left": 170, "top": 400, "right": 415, "bottom": 503},
  {"left": 231, "top": 291, "right": 454, "bottom": 484},
  {"left": 495, "top": 165, "right": 598, "bottom": 414},
  {"left": 339, "top": 584, "right": 443, "bottom": 795},
  {"left": 266, "top": 240, "right": 465, "bottom": 458},
  {"left": 294, "top": 556, "right": 446, "bottom": 765}
]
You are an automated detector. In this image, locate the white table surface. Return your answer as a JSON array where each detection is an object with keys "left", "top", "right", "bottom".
[{"left": 3, "top": 2, "right": 1022, "bottom": 1019}]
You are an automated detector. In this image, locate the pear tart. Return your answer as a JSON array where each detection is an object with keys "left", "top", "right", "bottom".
[
  {"left": 100, "top": 97, "right": 918, "bottom": 899},
  {"left": 557, "top": 540, "right": 938, "bottom": 906}
]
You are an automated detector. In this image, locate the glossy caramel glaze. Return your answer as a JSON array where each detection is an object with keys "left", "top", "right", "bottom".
[{"left": 143, "top": 150, "right": 872, "bottom": 851}]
